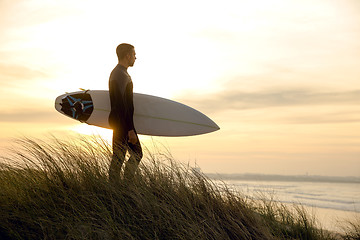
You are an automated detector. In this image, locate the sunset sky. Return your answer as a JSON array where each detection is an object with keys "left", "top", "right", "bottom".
[{"left": 0, "top": 0, "right": 359, "bottom": 176}]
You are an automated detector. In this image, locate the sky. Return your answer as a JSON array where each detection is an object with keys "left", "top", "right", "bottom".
[{"left": 0, "top": 0, "right": 359, "bottom": 176}]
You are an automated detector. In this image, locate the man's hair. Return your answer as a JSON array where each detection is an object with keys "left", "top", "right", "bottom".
[{"left": 116, "top": 43, "right": 134, "bottom": 60}]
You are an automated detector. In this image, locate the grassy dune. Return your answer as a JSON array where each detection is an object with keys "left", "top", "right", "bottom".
[{"left": 0, "top": 136, "right": 358, "bottom": 240}]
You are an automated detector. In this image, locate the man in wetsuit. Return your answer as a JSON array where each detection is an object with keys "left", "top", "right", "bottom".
[{"left": 108, "top": 43, "right": 143, "bottom": 182}]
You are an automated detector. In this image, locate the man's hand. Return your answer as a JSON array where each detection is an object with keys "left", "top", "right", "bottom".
[{"left": 128, "top": 130, "right": 138, "bottom": 145}]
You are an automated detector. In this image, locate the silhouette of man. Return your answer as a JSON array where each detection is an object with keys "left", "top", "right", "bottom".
[{"left": 108, "top": 43, "right": 143, "bottom": 182}]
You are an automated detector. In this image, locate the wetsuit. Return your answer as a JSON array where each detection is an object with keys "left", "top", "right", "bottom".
[{"left": 108, "top": 64, "right": 142, "bottom": 181}]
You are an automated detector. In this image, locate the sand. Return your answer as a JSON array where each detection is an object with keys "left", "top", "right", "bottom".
[{"left": 284, "top": 203, "right": 359, "bottom": 233}]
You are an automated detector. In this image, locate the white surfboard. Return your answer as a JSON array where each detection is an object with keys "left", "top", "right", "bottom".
[{"left": 54, "top": 90, "right": 219, "bottom": 136}]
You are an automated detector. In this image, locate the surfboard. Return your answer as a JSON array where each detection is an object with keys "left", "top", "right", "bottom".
[{"left": 54, "top": 90, "right": 219, "bottom": 136}]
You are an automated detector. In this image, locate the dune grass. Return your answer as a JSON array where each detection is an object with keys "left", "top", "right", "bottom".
[{"left": 0, "top": 135, "right": 356, "bottom": 239}]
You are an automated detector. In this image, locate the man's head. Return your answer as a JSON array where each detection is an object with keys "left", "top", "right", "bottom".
[{"left": 116, "top": 43, "right": 136, "bottom": 67}]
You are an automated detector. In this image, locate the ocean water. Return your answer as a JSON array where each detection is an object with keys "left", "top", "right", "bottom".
[
  {"left": 208, "top": 174, "right": 360, "bottom": 232},
  {"left": 222, "top": 180, "right": 360, "bottom": 213}
]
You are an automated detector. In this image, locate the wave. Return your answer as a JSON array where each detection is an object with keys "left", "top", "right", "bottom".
[
  {"left": 210, "top": 177, "right": 360, "bottom": 213},
  {"left": 206, "top": 173, "right": 360, "bottom": 184}
]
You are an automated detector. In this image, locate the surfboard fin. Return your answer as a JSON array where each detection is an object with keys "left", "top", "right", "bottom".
[{"left": 79, "top": 88, "right": 90, "bottom": 94}]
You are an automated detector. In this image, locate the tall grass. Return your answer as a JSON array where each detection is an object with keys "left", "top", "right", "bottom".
[{"left": 0, "top": 135, "right": 355, "bottom": 239}]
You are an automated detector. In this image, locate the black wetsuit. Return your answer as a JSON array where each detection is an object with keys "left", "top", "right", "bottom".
[
  {"left": 108, "top": 64, "right": 142, "bottom": 181},
  {"left": 109, "top": 64, "right": 135, "bottom": 136}
]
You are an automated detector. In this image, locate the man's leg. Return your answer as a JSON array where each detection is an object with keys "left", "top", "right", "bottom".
[
  {"left": 124, "top": 136, "right": 143, "bottom": 181},
  {"left": 109, "top": 129, "right": 127, "bottom": 183}
]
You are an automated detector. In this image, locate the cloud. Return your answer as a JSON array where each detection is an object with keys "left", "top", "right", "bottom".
[
  {"left": 0, "top": 0, "right": 80, "bottom": 32},
  {"left": 0, "top": 63, "right": 48, "bottom": 79},
  {"left": 178, "top": 88, "right": 360, "bottom": 113},
  {"left": 283, "top": 110, "right": 360, "bottom": 124},
  {"left": 0, "top": 110, "right": 60, "bottom": 123},
  {"left": 0, "top": 61, "right": 51, "bottom": 88}
]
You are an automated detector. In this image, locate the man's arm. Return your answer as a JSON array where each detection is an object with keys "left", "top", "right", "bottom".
[
  {"left": 124, "top": 82, "right": 138, "bottom": 144},
  {"left": 109, "top": 80, "right": 127, "bottom": 128},
  {"left": 124, "top": 82, "right": 135, "bottom": 131}
]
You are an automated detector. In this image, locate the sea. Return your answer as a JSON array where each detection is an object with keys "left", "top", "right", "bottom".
[{"left": 206, "top": 173, "right": 360, "bottom": 233}]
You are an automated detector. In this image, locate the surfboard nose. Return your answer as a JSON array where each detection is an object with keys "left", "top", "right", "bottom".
[
  {"left": 202, "top": 114, "right": 220, "bottom": 133},
  {"left": 212, "top": 122, "right": 220, "bottom": 131}
]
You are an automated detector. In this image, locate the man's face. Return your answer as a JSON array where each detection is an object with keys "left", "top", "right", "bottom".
[{"left": 128, "top": 48, "right": 136, "bottom": 67}]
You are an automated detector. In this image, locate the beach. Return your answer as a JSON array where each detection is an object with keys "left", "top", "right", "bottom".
[{"left": 309, "top": 206, "right": 359, "bottom": 233}]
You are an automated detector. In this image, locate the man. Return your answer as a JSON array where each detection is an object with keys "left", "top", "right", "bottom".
[{"left": 108, "top": 43, "right": 143, "bottom": 182}]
